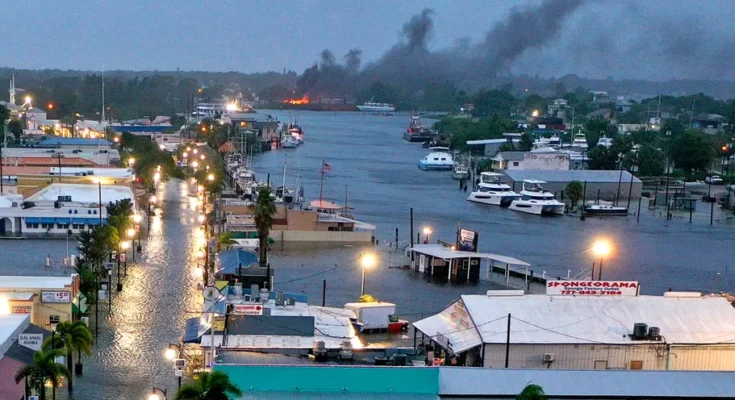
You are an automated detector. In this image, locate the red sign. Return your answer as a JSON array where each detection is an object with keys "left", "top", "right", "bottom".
[{"left": 546, "top": 281, "right": 639, "bottom": 296}]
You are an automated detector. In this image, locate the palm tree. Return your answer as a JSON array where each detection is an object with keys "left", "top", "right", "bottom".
[
  {"left": 516, "top": 383, "right": 548, "bottom": 400},
  {"left": 15, "top": 348, "right": 71, "bottom": 400},
  {"left": 250, "top": 187, "right": 276, "bottom": 267},
  {"left": 218, "top": 232, "right": 237, "bottom": 251},
  {"left": 174, "top": 371, "right": 242, "bottom": 400},
  {"left": 44, "top": 321, "right": 93, "bottom": 393}
]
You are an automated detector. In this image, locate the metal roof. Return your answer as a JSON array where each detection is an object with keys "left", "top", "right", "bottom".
[
  {"left": 466, "top": 139, "right": 519, "bottom": 145},
  {"left": 413, "top": 302, "right": 483, "bottom": 354},
  {"left": 409, "top": 244, "right": 530, "bottom": 266},
  {"left": 36, "top": 137, "right": 112, "bottom": 147},
  {"left": 439, "top": 368, "right": 735, "bottom": 398},
  {"left": 504, "top": 169, "right": 642, "bottom": 184},
  {"left": 215, "top": 249, "right": 260, "bottom": 275},
  {"left": 0, "top": 275, "right": 76, "bottom": 290},
  {"left": 492, "top": 151, "right": 527, "bottom": 161},
  {"left": 455, "top": 293, "right": 735, "bottom": 345}
]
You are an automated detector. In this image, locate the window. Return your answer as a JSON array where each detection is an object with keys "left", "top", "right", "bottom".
[
  {"left": 26, "top": 222, "right": 39, "bottom": 229},
  {"left": 49, "top": 315, "right": 61, "bottom": 325},
  {"left": 93, "top": 210, "right": 97, "bottom": 214},
  {"left": 74, "top": 210, "right": 78, "bottom": 214},
  {"left": 594, "top": 360, "right": 608, "bottom": 370},
  {"left": 87, "top": 210, "right": 92, "bottom": 214},
  {"left": 68, "top": 210, "right": 73, "bottom": 214},
  {"left": 41, "top": 223, "right": 51, "bottom": 229},
  {"left": 512, "top": 161, "right": 519, "bottom": 166},
  {"left": 630, "top": 360, "right": 643, "bottom": 370}
]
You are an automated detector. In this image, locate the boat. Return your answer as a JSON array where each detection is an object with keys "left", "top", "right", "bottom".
[
  {"left": 467, "top": 172, "right": 520, "bottom": 206},
  {"left": 572, "top": 133, "right": 588, "bottom": 149},
  {"left": 281, "top": 136, "right": 300, "bottom": 148},
  {"left": 452, "top": 163, "right": 469, "bottom": 180},
  {"left": 357, "top": 98, "right": 395, "bottom": 114},
  {"left": 403, "top": 112, "right": 435, "bottom": 142},
  {"left": 418, "top": 147, "right": 454, "bottom": 171},
  {"left": 584, "top": 203, "right": 628, "bottom": 216},
  {"left": 509, "top": 180, "right": 565, "bottom": 215}
]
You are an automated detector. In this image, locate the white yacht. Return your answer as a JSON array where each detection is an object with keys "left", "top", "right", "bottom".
[
  {"left": 357, "top": 98, "right": 396, "bottom": 113},
  {"left": 418, "top": 147, "right": 454, "bottom": 171},
  {"left": 467, "top": 172, "right": 520, "bottom": 207},
  {"left": 509, "top": 180, "right": 565, "bottom": 215},
  {"left": 572, "top": 133, "right": 588, "bottom": 149}
]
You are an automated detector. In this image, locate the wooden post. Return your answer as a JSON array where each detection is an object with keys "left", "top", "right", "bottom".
[
  {"left": 637, "top": 197, "right": 642, "bottom": 223},
  {"left": 710, "top": 200, "right": 714, "bottom": 225},
  {"left": 322, "top": 280, "right": 326, "bottom": 307},
  {"left": 410, "top": 208, "right": 414, "bottom": 248}
]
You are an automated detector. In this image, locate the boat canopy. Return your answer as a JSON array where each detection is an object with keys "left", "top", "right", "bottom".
[{"left": 409, "top": 244, "right": 530, "bottom": 266}]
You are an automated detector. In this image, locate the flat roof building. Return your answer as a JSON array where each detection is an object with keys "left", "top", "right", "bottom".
[
  {"left": 0, "top": 275, "right": 83, "bottom": 329},
  {"left": 504, "top": 169, "right": 642, "bottom": 201}
]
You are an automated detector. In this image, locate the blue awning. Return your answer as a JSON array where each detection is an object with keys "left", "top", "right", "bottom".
[
  {"left": 86, "top": 219, "right": 102, "bottom": 226},
  {"left": 25, "top": 217, "right": 40, "bottom": 223},
  {"left": 55, "top": 218, "right": 72, "bottom": 224},
  {"left": 71, "top": 218, "right": 88, "bottom": 224},
  {"left": 39, "top": 217, "right": 56, "bottom": 224},
  {"left": 182, "top": 318, "right": 206, "bottom": 344}
]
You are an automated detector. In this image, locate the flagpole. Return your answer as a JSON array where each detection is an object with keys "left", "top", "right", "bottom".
[{"left": 319, "top": 160, "right": 325, "bottom": 206}]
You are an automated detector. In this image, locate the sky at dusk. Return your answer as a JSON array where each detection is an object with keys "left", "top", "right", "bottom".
[{"left": 2, "top": 0, "right": 735, "bottom": 80}]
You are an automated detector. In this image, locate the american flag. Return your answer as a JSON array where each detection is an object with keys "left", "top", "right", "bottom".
[{"left": 323, "top": 162, "right": 332, "bottom": 171}]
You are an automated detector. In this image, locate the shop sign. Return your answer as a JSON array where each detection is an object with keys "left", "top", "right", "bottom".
[
  {"left": 212, "top": 316, "right": 225, "bottom": 331},
  {"left": 41, "top": 291, "right": 71, "bottom": 303},
  {"left": 12, "top": 305, "right": 32, "bottom": 314},
  {"left": 233, "top": 303, "right": 264, "bottom": 315},
  {"left": 19, "top": 333, "right": 44, "bottom": 351},
  {"left": 546, "top": 280, "right": 639, "bottom": 296},
  {"left": 458, "top": 229, "right": 479, "bottom": 252}
]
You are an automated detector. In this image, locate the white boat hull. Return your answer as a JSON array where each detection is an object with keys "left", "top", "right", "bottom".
[
  {"left": 467, "top": 192, "right": 519, "bottom": 207},
  {"left": 509, "top": 200, "right": 565, "bottom": 215}
]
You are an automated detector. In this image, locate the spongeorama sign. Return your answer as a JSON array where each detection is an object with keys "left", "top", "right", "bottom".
[{"left": 546, "top": 280, "right": 639, "bottom": 296}]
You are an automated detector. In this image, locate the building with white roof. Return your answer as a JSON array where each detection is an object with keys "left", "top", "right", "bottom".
[
  {"left": 0, "top": 315, "right": 31, "bottom": 357},
  {"left": 0, "top": 275, "right": 81, "bottom": 330},
  {"left": 414, "top": 291, "right": 735, "bottom": 371},
  {"left": 27, "top": 183, "right": 134, "bottom": 205}
]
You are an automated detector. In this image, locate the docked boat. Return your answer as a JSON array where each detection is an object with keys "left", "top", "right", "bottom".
[
  {"left": 572, "top": 133, "right": 588, "bottom": 149},
  {"left": 452, "top": 163, "right": 469, "bottom": 180},
  {"left": 403, "top": 112, "right": 435, "bottom": 142},
  {"left": 357, "top": 98, "right": 395, "bottom": 114},
  {"left": 418, "top": 147, "right": 454, "bottom": 171},
  {"left": 281, "top": 135, "right": 300, "bottom": 148},
  {"left": 467, "top": 172, "right": 520, "bottom": 206},
  {"left": 584, "top": 203, "right": 628, "bottom": 216},
  {"left": 509, "top": 180, "right": 565, "bottom": 215}
]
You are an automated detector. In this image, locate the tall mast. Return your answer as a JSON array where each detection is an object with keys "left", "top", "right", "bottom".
[{"left": 101, "top": 69, "right": 105, "bottom": 123}]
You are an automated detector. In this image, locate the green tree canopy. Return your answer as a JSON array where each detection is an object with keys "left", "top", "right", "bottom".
[
  {"left": 670, "top": 129, "right": 715, "bottom": 174},
  {"left": 565, "top": 180, "right": 584, "bottom": 210},
  {"left": 174, "top": 371, "right": 242, "bottom": 400},
  {"left": 518, "top": 132, "right": 535, "bottom": 151},
  {"left": 250, "top": 187, "right": 276, "bottom": 268},
  {"left": 15, "top": 348, "right": 71, "bottom": 400}
]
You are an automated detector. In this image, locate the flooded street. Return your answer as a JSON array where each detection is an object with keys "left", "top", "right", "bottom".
[{"left": 0, "top": 111, "right": 734, "bottom": 398}]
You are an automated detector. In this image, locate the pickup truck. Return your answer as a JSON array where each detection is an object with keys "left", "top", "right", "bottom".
[{"left": 705, "top": 175, "right": 724, "bottom": 184}]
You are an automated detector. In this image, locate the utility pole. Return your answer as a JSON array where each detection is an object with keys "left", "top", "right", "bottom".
[{"left": 101, "top": 69, "right": 105, "bottom": 123}]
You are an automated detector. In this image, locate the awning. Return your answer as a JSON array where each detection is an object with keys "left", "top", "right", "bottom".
[
  {"left": 86, "top": 219, "right": 102, "bottom": 226},
  {"left": 55, "top": 218, "right": 72, "bottom": 224},
  {"left": 72, "top": 293, "right": 88, "bottom": 315},
  {"left": 72, "top": 218, "right": 88, "bottom": 224},
  {"left": 25, "top": 217, "right": 40, "bottom": 223},
  {"left": 39, "top": 217, "right": 56, "bottom": 224},
  {"left": 182, "top": 318, "right": 205, "bottom": 344}
]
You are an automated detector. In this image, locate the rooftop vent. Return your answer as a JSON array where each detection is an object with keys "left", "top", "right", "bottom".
[{"left": 631, "top": 323, "right": 648, "bottom": 340}]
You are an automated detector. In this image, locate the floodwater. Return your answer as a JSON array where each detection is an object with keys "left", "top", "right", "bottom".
[{"left": 0, "top": 110, "right": 733, "bottom": 398}]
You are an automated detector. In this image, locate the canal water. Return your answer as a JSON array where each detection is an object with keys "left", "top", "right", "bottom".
[{"left": 0, "top": 111, "right": 733, "bottom": 398}]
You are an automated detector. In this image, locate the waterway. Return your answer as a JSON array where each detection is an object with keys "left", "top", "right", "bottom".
[{"left": 0, "top": 110, "right": 733, "bottom": 398}]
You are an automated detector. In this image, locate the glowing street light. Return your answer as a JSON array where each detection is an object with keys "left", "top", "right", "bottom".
[
  {"left": 164, "top": 346, "right": 177, "bottom": 361},
  {"left": 147, "top": 387, "right": 167, "bottom": 400},
  {"left": 150, "top": 195, "right": 158, "bottom": 204},
  {"left": 422, "top": 226, "right": 432, "bottom": 244},
  {"left": 207, "top": 173, "right": 215, "bottom": 182},
  {"left": 192, "top": 161, "right": 199, "bottom": 169},
  {"left": 159, "top": 144, "right": 166, "bottom": 150},
  {"left": 133, "top": 214, "right": 143, "bottom": 224},
  {"left": 192, "top": 149, "right": 198, "bottom": 155},
  {"left": 360, "top": 253, "right": 376, "bottom": 296},
  {"left": 182, "top": 152, "right": 188, "bottom": 158},
  {"left": 591, "top": 239, "right": 612, "bottom": 281},
  {"left": 196, "top": 249, "right": 205, "bottom": 259},
  {"left": 126, "top": 228, "right": 135, "bottom": 239},
  {"left": 193, "top": 265, "right": 204, "bottom": 278},
  {"left": 121, "top": 241, "right": 131, "bottom": 250},
  {"left": 128, "top": 157, "right": 136, "bottom": 167},
  {"left": 198, "top": 214, "right": 206, "bottom": 224},
  {"left": 186, "top": 147, "right": 191, "bottom": 152},
  {"left": 154, "top": 172, "right": 161, "bottom": 183},
  {"left": 200, "top": 154, "right": 206, "bottom": 160}
]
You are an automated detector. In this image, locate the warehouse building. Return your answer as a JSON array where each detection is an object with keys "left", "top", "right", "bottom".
[
  {"left": 503, "top": 170, "right": 642, "bottom": 201},
  {"left": 413, "top": 290, "right": 735, "bottom": 371}
]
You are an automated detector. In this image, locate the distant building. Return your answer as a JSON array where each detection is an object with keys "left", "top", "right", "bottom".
[
  {"left": 35, "top": 137, "right": 112, "bottom": 150},
  {"left": 465, "top": 139, "right": 520, "bottom": 157},
  {"left": 492, "top": 151, "right": 570, "bottom": 171},
  {"left": 414, "top": 291, "right": 735, "bottom": 371},
  {"left": 24, "top": 108, "right": 47, "bottom": 130},
  {"left": 691, "top": 113, "right": 724, "bottom": 133},
  {"left": 547, "top": 98, "right": 569, "bottom": 117},
  {"left": 590, "top": 91, "right": 610, "bottom": 103},
  {"left": 0, "top": 275, "right": 83, "bottom": 329},
  {"left": 225, "top": 112, "right": 280, "bottom": 143},
  {"left": 587, "top": 108, "right": 614, "bottom": 121},
  {"left": 618, "top": 123, "right": 648, "bottom": 135},
  {"left": 503, "top": 169, "right": 642, "bottom": 201}
]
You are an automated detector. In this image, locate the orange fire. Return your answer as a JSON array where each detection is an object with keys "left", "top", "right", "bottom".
[{"left": 283, "top": 94, "right": 310, "bottom": 105}]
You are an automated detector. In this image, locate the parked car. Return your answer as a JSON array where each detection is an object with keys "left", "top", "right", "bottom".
[{"left": 705, "top": 175, "right": 724, "bottom": 184}]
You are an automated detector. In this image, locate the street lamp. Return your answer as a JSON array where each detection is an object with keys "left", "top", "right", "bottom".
[
  {"left": 200, "top": 154, "right": 206, "bottom": 160},
  {"left": 147, "top": 387, "right": 167, "bottom": 400},
  {"left": 198, "top": 214, "right": 206, "bottom": 224},
  {"left": 591, "top": 239, "right": 612, "bottom": 281},
  {"left": 422, "top": 226, "right": 432, "bottom": 244},
  {"left": 128, "top": 157, "right": 136, "bottom": 167},
  {"left": 360, "top": 253, "right": 376, "bottom": 296},
  {"left": 192, "top": 161, "right": 199, "bottom": 169},
  {"left": 193, "top": 148, "right": 198, "bottom": 155},
  {"left": 207, "top": 173, "right": 215, "bottom": 182},
  {"left": 126, "top": 228, "right": 135, "bottom": 239},
  {"left": 154, "top": 172, "right": 161, "bottom": 183}
]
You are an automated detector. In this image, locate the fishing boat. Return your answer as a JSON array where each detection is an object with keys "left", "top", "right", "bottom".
[
  {"left": 452, "top": 163, "right": 469, "bottom": 180},
  {"left": 403, "top": 112, "right": 435, "bottom": 142},
  {"left": 281, "top": 135, "right": 300, "bottom": 148},
  {"left": 584, "top": 203, "right": 628, "bottom": 216},
  {"left": 418, "top": 147, "right": 454, "bottom": 171},
  {"left": 467, "top": 172, "right": 520, "bottom": 206},
  {"left": 509, "top": 180, "right": 565, "bottom": 215}
]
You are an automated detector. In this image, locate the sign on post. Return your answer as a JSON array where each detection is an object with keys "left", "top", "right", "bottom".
[
  {"left": 18, "top": 333, "right": 44, "bottom": 351},
  {"left": 41, "top": 291, "right": 71, "bottom": 303},
  {"left": 120, "top": 253, "right": 127, "bottom": 263},
  {"left": 458, "top": 229, "right": 479, "bottom": 252},
  {"left": 212, "top": 316, "right": 225, "bottom": 331},
  {"left": 233, "top": 304, "right": 264, "bottom": 315},
  {"left": 546, "top": 281, "right": 640, "bottom": 296}
]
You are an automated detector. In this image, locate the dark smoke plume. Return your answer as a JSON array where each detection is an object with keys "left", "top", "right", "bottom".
[{"left": 296, "top": 0, "right": 588, "bottom": 96}]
